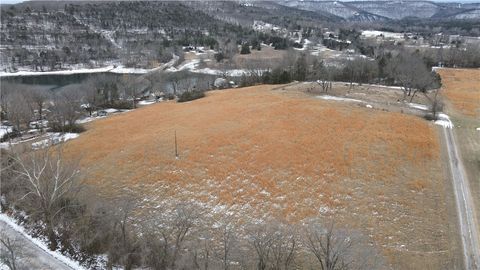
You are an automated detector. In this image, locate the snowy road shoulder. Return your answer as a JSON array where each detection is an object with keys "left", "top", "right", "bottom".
[
  {"left": 434, "top": 113, "right": 454, "bottom": 129},
  {"left": 0, "top": 213, "right": 84, "bottom": 270}
]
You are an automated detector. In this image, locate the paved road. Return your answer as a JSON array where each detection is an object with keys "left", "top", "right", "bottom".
[
  {"left": 0, "top": 219, "right": 74, "bottom": 270},
  {"left": 443, "top": 127, "right": 480, "bottom": 270}
]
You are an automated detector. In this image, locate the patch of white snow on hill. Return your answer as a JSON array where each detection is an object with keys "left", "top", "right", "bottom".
[
  {"left": 32, "top": 133, "right": 79, "bottom": 150},
  {"left": 0, "top": 126, "right": 12, "bottom": 138},
  {"left": 316, "top": 95, "right": 363, "bottom": 103},
  {"left": 103, "top": 108, "right": 119, "bottom": 114},
  {"left": 109, "top": 66, "right": 151, "bottom": 74},
  {"left": 435, "top": 113, "right": 454, "bottom": 129},
  {"left": 408, "top": 103, "right": 429, "bottom": 111},
  {"left": 138, "top": 100, "right": 156, "bottom": 105},
  {"left": 362, "top": 30, "right": 404, "bottom": 39}
]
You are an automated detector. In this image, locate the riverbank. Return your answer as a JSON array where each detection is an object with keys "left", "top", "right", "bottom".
[{"left": 0, "top": 64, "right": 159, "bottom": 78}]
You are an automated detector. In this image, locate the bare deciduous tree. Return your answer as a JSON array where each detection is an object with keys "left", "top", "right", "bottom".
[
  {"left": 304, "top": 221, "right": 383, "bottom": 270},
  {"left": 429, "top": 88, "right": 444, "bottom": 120},
  {"left": 163, "top": 70, "right": 191, "bottom": 96},
  {"left": 314, "top": 61, "right": 333, "bottom": 93},
  {"left": 10, "top": 147, "right": 81, "bottom": 250},
  {"left": 49, "top": 85, "right": 84, "bottom": 132},
  {"left": 0, "top": 234, "right": 22, "bottom": 270},
  {"left": 248, "top": 221, "right": 298, "bottom": 270},
  {"left": 386, "top": 51, "right": 438, "bottom": 101},
  {"left": 120, "top": 75, "right": 149, "bottom": 109},
  {"left": 24, "top": 86, "right": 50, "bottom": 132},
  {"left": 0, "top": 82, "right": 15, "bottom": 121},
  {"left": 3, "top": 91, "right": 32, "bottom": 132},
  {"left": 141, "top": 203, "right": 201, "bottom": 270},
  {"left": 305, "top": 222, "right": 352, "bottom": 270},
  {"left": 106, "top": 197, "right": 141, "bottom": 270},
  {"left": 204, "top": 215, "right": 238, "bottom": 270}
]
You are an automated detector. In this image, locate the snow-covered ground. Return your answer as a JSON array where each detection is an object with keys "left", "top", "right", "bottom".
[
  {"left": 435, "top": 113, "right": 454, "bottom": 129},
  {"left": 252, "top": 20, "right": 286, "bottom": 33},
  {"left": 316, "top": 95, "right": 364, "bottom": 103},
  {"left": 138, "top": 99, "right": 157, "bottom": 105},
  {"left": 0, "top": 66, "right": 115, "bottom": 77},
  {"left": 0, "top": 55, "right": 179, "bottom": 77},
  {"left": 31, "top": 133, "right": 79, "bottom": 150},
  {"left": 0, "top": 125, "right": 12, "bottom": 139},
  {"left": 408, "top": 102, "right": 430, "bottom": 111},
  {"left": 362, "top": 30, "right": 404, "bottom": 39},
  {"left": 167, "top": 58, "right": 252, "bottom": 77},
  {"left": 0, "top": 65, "right": 153, "bottom": 77}
]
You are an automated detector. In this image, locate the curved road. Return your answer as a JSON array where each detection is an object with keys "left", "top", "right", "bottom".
[{"left": 443, "top": 127, "right": 480, "bottom": 270}]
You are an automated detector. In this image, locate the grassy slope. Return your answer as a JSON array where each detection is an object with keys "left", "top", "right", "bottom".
[
  {"left": 437, "top": 68, "right": 480, "bottom": 253},
  {"left": 65, "top": 85, "right": 459, "bottom": 269}
]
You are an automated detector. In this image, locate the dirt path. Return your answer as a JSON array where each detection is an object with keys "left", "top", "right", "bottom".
[
  {"left": 443, "top": 127, "right": 480, "bottom": 269},
  {"left": 0, "top": 218, "right": 78, "bottom": 270}
]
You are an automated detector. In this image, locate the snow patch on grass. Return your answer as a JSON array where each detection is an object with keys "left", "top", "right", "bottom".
[
  {"left": 32, "top": 133, "right": 79, "bottom": 149},
  {"left": 434, "top": 113, "right": 454, "bottom": 129},
  {"left": 0, "top": 125, "right": 12, "bottom": 138},
  {"left": 316, "top": 95, "right": 364, "bottom": 103},
  {"left": 362, "top": 30, "right": 404, "bottom": 39},
  {"left": 408, "top": 103, "right": 429, "bottom": 111},
  {"left": 138, "top": 100, "right": 157, "bottom": 105}
]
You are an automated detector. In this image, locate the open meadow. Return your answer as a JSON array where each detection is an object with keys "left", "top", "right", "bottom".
[{"left": 62, "top": 85, "right": 462, "bottom": 269}]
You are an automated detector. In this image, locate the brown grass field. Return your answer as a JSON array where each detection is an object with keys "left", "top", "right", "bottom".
[
  {"left": 437, "top": 68, "right": 480, "bottom": 243},
  {"left": 64, "top": 85, "right": 461, "bottom": 269},
  {"left": 437, "top": 68, "right": 480, "bottom": 117}
]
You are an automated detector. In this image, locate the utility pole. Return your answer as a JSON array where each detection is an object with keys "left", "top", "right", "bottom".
[{"left": 175, "top": 130, "right": 178, "bottom": 159}]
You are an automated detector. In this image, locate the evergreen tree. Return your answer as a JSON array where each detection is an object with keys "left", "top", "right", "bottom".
[{"left": 240, "top": 43, "right": 251, "bottom": 54}]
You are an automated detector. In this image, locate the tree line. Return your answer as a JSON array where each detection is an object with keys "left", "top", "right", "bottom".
[{"left": 238, "top": 49, "right": 441, "bottom": 103}]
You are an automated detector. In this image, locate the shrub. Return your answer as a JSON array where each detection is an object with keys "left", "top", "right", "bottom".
[
  {"left": 177, "top": 91, "right": 205, "bottom": 102},
  {"left": 240, "top": 43, "right": 251, "bottom": 54},
  {"left": 109, "top": 100, "right": 134, "bottom": 110},
  {"left": 0, "top": 129, "right": 21, "bottom": 142},
  {"left": 214, "top": 52, "right": 224, "bottom": 62},
  {"left": 270, "top": 68, "right": 292, "bottom": 84},
  {"left": 293, "top": 42, "right": 303, "bottom": 49},
  {"left": 164, "top": 93, "right": 176, "bottom": 100},
  {"left": 49, "top": 123, "right": 86, "bottom": 133}
]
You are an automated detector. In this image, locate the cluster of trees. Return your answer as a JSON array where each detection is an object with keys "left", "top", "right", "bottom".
[
  {"left": 423, "top": 44, "right": 480, "bottom": 68},
  {"left": 0, "top": 146, "right": 384, "bottom": 270},
  {"left": 2, "top": 1, "right": 331, "bottom": 72},
  {"left": 2, "top": 1, "right": 289, "bottom": 71},
  {"left": 318, "top": 27, "right": 480, "bottom": 69},
  {"left": 238, "top": 49, "right": 440, "bottom": 103},
  {"left": 0, "top": 71, "right": 217, "bottom": 141},
  {"left": 1, "top": 5, "right": 117, "bottom": 72},
  {"left": 384, "top": 51, "right": 442, "bottom": 101},
  {"left": 0, "top": 81, "right": 95, "bottom": 137}
]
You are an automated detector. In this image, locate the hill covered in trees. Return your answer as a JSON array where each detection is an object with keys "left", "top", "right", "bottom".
[{"left": 2, "top": 0, "right": 479, "bottom": 73}]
